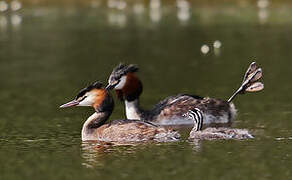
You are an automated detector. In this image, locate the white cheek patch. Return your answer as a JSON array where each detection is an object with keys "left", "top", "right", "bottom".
[
  {"left": 78, "top": 96, "right": 95, "bottom": 106},
  {"left": 115, "top": 76, "right": 127, "bottom": 90}
]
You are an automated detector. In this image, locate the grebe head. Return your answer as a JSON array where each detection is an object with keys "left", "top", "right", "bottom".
[
  {"left": 106, "top": 63, "right": 142, "bottom": 101},
  {"left": 60, "top": 81, "right": 114, "bottom": 112},
  {"left": 106, "top": 63, "right": 139, "bottom": 90}
]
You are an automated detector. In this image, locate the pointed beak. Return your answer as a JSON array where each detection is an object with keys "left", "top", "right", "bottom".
[
  {"left": 105, "top": 84, "right": 115, "bottom": 90},
  {"left": 59, "top": 100, "right": 79, "bottom": 108}
]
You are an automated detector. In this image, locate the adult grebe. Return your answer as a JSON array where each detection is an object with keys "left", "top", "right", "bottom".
[
  {"left": 106, "top": 62, "right": 264, "bottom": 126},
  {"left": 59, "top": 81, "right": 180, "bottom": 142},
  {"left": 185, "top": 109, "right": 254, "bottom": 140}
]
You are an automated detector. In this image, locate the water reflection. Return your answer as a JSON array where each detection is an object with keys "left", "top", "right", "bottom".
[
  {"left": 11, "top": 14, "right": 22, "bottom": 26},
  {"left": 257, "top": 0, "right": 269, "bottom": 24},
  {"left": 275, "top": 137, "right": 292, "bottom": 141},
  {"left": 213, "top": 40, "right": 222, "bottom": 57},
  {"left": 188, "top": 140, "right": 202, "bottom": 152},
  {"left": 107, "top": 0, "right": 117, "bottom": 9},
  {"left": 149, "top": 0, "right": 161, "bottom": 23},
  {"left": 200, "top": 41, "right": 223, "bottom": 56},
  {"left": 107, "top": 0, "right": 127, "bottom": 10},
  {"left": 257, "top": 0, "right": 269, "bottom": 9},
  {"left": 0, "top": 0, "right": 23, "bottom": 33},
  {"left": 133, "top": 2, "right": 145, "bottom": 15},
  {"left": 3, "top": 0, "right": 285, "bottom": 30},
  {"left": 107, "top": 11, "right": 127, "bottom": 27},
  {"left": 176, "top": 0, "right": 191, "bottom": 23},
  {"left": 10, "top": 0, "right": 22, "bottom": 11},
  {"left": 150, "top": 0, "right": 161, "bottom": 10},
  {"left": 213, "top": 40, "right": 222, "bottom": 49},
  {"left": 81, "top": 141, "right": 147, "bottom": 168},
  {"left": 90, "top": 0, "right": 100, "bottom": 8},
  {"left": 81, "top": 142, "right": 110, "bottom": 168},
  {"left": 0, "top": 13, "right": 22, "bottom": 33},
  {"left": 258, "top": 9, "right": 269, "bottom": 24},
  {"left": 116, "top": 0, "right": 127, "bottom": 10},
  {"left": 201, "top": 44, "right": 210, "bottom": 54},
  {"left": 0, "top": 15, "right": 7, "bottom": 30},
  {"left": 149, "top": 8, "right": 161, "bottom": 23},
  {"left": 0, "top": 1, "right": 8, "bottom": 12}
]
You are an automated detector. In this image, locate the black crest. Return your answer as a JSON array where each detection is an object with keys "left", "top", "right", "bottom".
[
  {"left": 111, "top": 63, "right": 139, "bottom": 79},
  {"left": 75, "top": 81, "right": 104, "bottom": 99}
]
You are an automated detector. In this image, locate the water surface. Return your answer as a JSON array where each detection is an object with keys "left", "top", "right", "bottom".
[{"left": 1, "top": 1, "right": 292, "bottom": 179}]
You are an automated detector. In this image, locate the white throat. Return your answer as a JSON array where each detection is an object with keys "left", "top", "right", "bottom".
[
  {"left": 125, "top": 100, "right": 141, "bottom": 120},
  {"left": 81, "top": 112, "right": 99, "bottom": 140}
]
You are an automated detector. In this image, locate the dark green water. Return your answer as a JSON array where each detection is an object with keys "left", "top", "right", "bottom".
[{"left": 1, "top": 1, "right": 292, "bottom": 179}]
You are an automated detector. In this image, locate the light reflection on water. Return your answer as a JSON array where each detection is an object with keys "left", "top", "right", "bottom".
[
  {"left": 149, "top": 7, "right": 161, "bottom": 23},
  {"left": 0, "top": 1, "right": 8, "bottom": 12},
  {"left": 11, "top": 14, "right": 22, "bottom": 26},
  {"left": 10, "top": 0, "right": 22, "bottom": 11},
  {"left": 176, "top": 0, "right": 191, "bottom": 23},
  {"left": 0, "top": 13, "right": 22, "bottom": 32},
  {"left": 108, "top": 11, "right": 127, "bottom": 27},
  {"left": 133, "top": 2, "right": 145, "bottom": 15},
  {"left": 0, "top": 15, "right": 8, "bottom": 29}
]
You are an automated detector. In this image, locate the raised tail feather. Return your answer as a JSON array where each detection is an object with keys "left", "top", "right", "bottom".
[{"left": 228, "top": 62, "right": 264, "bottom": 103}]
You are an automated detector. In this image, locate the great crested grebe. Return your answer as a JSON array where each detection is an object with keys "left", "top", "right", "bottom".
[
  {"left": 106, "top": 62, "right": 264, "bottom": 126},
  {"left": 184, "top": 109, "right": 254, "bottom": 140},
  {"left": 59, "top": 81, "right": 180, "bottom": 142}
]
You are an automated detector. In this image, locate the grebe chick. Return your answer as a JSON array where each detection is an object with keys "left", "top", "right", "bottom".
[
  {"left": 185, "top": 109, "right": 254, "bottom": 140},
  {"left": 106, "top": 62, "right": 264, "bottom": 126},
  {"left": 60, "top": 81, "right": 180, "bottom": 142}
]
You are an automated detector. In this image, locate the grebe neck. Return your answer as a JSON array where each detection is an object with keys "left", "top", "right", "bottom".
[
  {"left": 116, "top": 73, "right": 147, "bottom": 120},
  {"left": 125, "top": 99, "right": 145, "bottom": 120},
  {"left": 81, "top": 111, "right": 111, "bottom": 140}
]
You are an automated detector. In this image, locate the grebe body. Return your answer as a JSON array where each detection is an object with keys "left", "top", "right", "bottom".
[
  {"left": 106, "top": 62, "right": 263, "bottom": 126},
  {"left": 146, "top": 94, "right": 236, "bottom": 125},
  {"left": 189, "top": 127, "right": 254, "bottom": 140},
  {"left": 60, "top": 82, "right": 180, "bottom": 142},
  {"left": 185, "top": 109, "right": 254, "bottom": 140}
]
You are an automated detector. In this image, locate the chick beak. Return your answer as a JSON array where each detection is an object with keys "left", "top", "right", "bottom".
[{"left": 59, "top": 100, "right": 79, "bottom": 108}]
